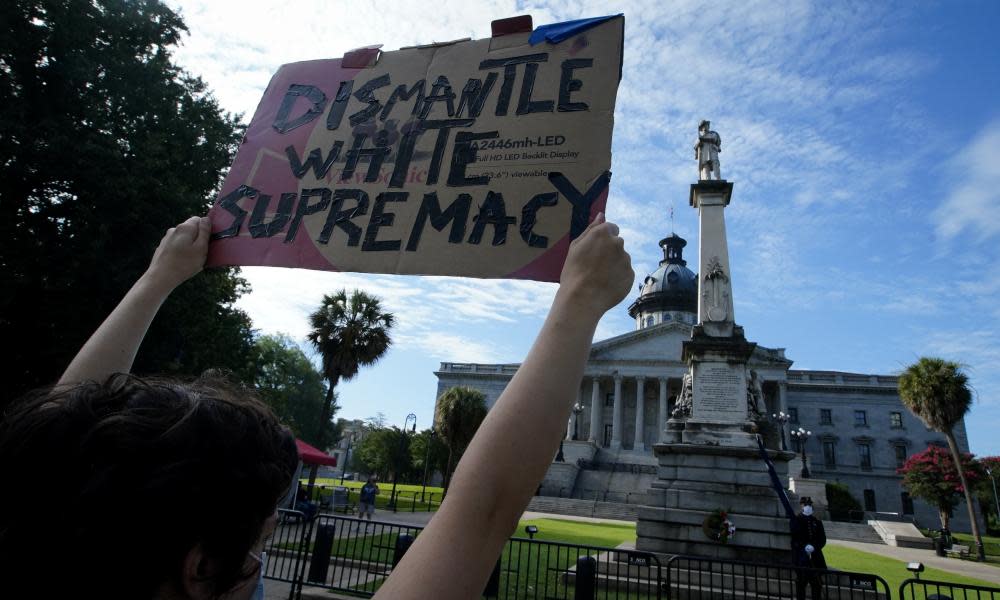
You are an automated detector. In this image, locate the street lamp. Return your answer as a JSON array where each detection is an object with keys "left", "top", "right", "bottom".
[
  {"left": 421, "top": 428, "right": 436, "bottom": 504},
  {"left": 340, "top": 432, "right": 355, "bottom": 485},
  {"left": 404, "top": 413, "right": 417, "bottom": 433},
  {"left": 572, "top": 402, "right": 584, "bottom": 441},
  {"left": 772, "top": 411, "right": 791, "bottom": 451},
  {"left": 988, "top": 467, "right": 999, "bottom": 532},
  {"left": 790, "top": 427, "right": 812, "bottom": 478}
]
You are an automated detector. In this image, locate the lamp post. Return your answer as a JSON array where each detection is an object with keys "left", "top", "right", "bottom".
[
  {"left": 988, "top": 467, "right": 999, "bottom": 532},
  {"left": 572, "top": 402, "right": 584, "bottom": 441},
  {"left": 772, "top": 411, "right": 790, "bottom": 451},
  {"left": 390, "top": 413, "right": 417, "bottom": 511},
  {"left": 791, "top": 427, "right": 812, "bottom": 478},
  {"left": 420, "top": 428, "right": 436, "bottom": 504},
  {"left": 340, "top": 432, "right": 355, "bottom": 485}
]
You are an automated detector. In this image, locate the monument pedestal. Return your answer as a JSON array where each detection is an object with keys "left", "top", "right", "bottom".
[{"left": 637, "top": 443, "right": 796, "bottom": 563}]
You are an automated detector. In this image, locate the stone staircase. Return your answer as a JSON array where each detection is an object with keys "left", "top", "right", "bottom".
[
  {"left": 526, "top": 496, "right": 638, "bottom": 521},
  {"left": 823, "top": 520, "right": 885, "bottom": 544}
]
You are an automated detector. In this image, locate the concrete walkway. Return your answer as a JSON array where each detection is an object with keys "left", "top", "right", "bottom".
[{"left": 829, "top": 539, "right": 1000, "bottom": 585}]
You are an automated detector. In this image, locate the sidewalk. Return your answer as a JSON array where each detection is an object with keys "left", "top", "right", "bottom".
[{"left": 828, "top": 539, "right": 1000, "bottom": 585}]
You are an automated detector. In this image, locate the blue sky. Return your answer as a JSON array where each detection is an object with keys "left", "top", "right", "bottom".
[{"left": 168, "top": 1, "right": 1000, "bottom": 455}]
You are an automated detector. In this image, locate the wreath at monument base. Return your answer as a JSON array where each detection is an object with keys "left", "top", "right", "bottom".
[{"left": 702, "top": 509, "right": 736, "bottom": 543}]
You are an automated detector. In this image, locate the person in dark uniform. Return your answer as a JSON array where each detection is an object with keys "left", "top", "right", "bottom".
[{"left": 791, "top": 496, "right": 827, "bottom": 600}]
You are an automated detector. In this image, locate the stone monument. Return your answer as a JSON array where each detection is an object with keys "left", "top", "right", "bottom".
[{"left": 636, "top": 122, "right": 796, "bottom": 563}]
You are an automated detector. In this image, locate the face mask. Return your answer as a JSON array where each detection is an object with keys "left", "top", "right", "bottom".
[
  {"left": 802, "top": 505, "right": 814, "bottom": 517},
  {"left": 249, "top": 551, "right": 266, "bottom": 600}
]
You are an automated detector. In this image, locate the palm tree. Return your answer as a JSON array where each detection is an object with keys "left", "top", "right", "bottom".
[
  {"left": 898, "top": 357, "right": 986, "bottom": 561},
  {"left": 307, "top": 290, "right": 394, "bottom": 450},
  {"left": 434, "top": 386, "right": 488, "bottom": 494}
]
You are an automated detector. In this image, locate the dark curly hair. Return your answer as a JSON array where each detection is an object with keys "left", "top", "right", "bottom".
[{"left": 0, "top": 373, "right": 299, "bottom": 599}]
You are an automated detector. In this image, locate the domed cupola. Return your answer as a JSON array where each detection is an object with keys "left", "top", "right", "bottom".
[{"left": 627, "top": 233, "right": 698, "bottom": 329}]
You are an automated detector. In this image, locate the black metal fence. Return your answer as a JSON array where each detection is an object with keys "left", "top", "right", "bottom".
[
  {"left": 312, "top": 484, "right": 443, "bottom": 513},
  {"left": 665, "top": 555, "right": 892, "bottom": 600},
  {"left": 899, "top": 578, "right": 1000, "bottom": 600},
  {"left": 265, "top": 511, "right": 1000, "bottom": 600}
]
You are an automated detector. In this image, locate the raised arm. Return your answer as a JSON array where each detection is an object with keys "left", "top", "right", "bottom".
[
  {"left": 57, "top": 216, "right": 211, "bottom": 386},
  {"left": 375, "top": 213, "right": 633, "bottom": 600}
]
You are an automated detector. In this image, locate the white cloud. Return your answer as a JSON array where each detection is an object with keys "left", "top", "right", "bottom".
[{"left": 934, "top": 120, "right": 1000, "bottom": 243}]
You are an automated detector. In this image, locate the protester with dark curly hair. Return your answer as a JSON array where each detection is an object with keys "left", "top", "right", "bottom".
[
  {"left": 0, "top": 216, "right": 298, "bottom": 600},
  {"left": 0, "top": 210, "right": 633, "bottom": 600}
]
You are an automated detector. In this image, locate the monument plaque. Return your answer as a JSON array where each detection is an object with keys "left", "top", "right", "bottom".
[{"left": 692, "top": 362, "right": 746, "bottom": 422}]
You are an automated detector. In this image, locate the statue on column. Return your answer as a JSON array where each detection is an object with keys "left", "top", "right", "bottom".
[
  {"left": 695, "top": 120, "right": 722, "bottom": 181},
  {"left": 672, "top": 373, "right": 693, "bottom": 418},
  {"left": 747, "top": 369, "right": 767, "bottom": 417}
]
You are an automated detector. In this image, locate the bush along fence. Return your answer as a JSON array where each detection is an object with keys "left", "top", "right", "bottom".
[{"left": 266, "top": 510, "right": 1000, "bottom": 600}]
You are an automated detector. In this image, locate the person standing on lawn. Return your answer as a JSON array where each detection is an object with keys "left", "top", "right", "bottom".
[{"left": 359, "top": 476, "right": 380, "bottom": 524}]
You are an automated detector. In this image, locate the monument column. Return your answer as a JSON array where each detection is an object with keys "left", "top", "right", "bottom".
[
  {"left": 589, "top": 378, "right": 602, "bottom": 445},
  {"left": 634, "top": 377, "right": 646, "bottom": 451},
  {"left": 658, "top": 377, "right": 668, "bottom": 443},
  {"left": 638, "top": 121, "right": 797, "bottom": 565},
  {"left": 611, "top": 375, "right": 623, "bottom": 449}
]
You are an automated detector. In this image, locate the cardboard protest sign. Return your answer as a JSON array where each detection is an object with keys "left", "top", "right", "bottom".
[{"left": 207, "top": 15, "right": 624, "bottom": 282}]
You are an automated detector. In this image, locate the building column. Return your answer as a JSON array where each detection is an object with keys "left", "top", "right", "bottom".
[
  {"left": 589, "top": 377, "right": 601, "bottom": 445},
  {"left": 611, "top": 375, "right": 623, "bottom": 449},
  {"left": 634, "top": 377, "right": 646, "bottom": 452},
  {"left": 658, "top": 377, "right": 668, "bottom": 443}
]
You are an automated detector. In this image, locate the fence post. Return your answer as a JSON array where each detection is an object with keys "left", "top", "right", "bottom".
[
  {"left": 483, "top": 557, "right": 501, "bottom": 597},
  {"left": 392, "top": 533, "right": 415, "bottom": 569},
  {"left": 574, "top": 556, "right": 597, "bottom": 600},
  {"left": 306, "top": 523, "right": 336, "bottom": 584}
]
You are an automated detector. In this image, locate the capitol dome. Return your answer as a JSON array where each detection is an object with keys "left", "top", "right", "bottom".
[{"left": 627, "top": 233, "right": 698, "bottom": 329}]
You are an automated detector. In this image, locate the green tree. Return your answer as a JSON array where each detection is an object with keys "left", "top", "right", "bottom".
[
  {"left": 251, "top": 334, "right": 337, "bottom": 447},
  {"left": 898, "top": 445, "right": 984, "bottom": 530},
  {"left": 307, "top": 290, "right": 394, "bottom": 450},
  {"left": 0, "top": 0, "right": 251, "bottom": 397},
  {"left": 356, "top": 426, "right": 412, "bottom": 483},
  {"left": 899, "top": 357, "right": 986, "bottom": 559},
  {"left": 825, "top": 482, "right": 863, "bottom": 522},
  {"left": 434, "top": 386, "right": 488, "bottom": 493},
  {"left": 410, "top": 428, "right": 449, "bottom": 489}
]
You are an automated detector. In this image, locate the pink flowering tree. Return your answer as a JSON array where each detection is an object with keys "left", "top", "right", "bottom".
[{"left": 898, "top": 445, "right": 984, "bottom": 530}]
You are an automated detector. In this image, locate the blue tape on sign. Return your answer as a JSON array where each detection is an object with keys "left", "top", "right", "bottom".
[{"left": 528, "top": 14, "right": 623, "bottom": 46}]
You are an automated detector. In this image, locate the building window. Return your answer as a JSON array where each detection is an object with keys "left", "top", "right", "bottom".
[
  {"left": 854, "top": 410, "right": 868, "bottom": 426},
  {"left": 603, "top": 424, "right": 613, "bottom": 447},
  {"left": 901, "top": 492, "right": 914, "bottom": 515},
  {"left": 858, "top": 443, "right": 872, "bottom": 470},
  {"left": 864, "top": 489, "right": 877, "bottom": 512},
  {"left": 890, "top": 412, "right": 903, "bottom": 428},
  {"left": 663, "top": 313, "right": 672, "bottom": 321},
  {"left": 645, "top": 315, "right": 654, "bottom": 327},
  {"left": 605, "top": 393, "right": 614, "bottom": 407},
  {"left": 789, "top": 407, "right": 799, "bottom": 424},
  {"left": 894, "top": 445, "right": 907, "bottom": 469},
  {"left": 823, "top": 441, "right": 837, "bottom": 467},
  {"left": 820, "top": 409, "right": 832, "bottom": 425}
]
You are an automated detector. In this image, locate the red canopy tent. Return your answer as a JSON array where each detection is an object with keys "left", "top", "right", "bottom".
[{"left": 295, "top": 439, "right": 338, "bottom": 467}]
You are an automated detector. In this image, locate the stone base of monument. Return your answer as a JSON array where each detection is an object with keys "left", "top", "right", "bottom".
[{"left": 636, "top": 442, "right": 796, "bottom": 564}]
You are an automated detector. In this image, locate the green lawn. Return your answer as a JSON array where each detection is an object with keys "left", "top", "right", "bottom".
[
  {"left": 516, "top": 517, "right": 637, "bottom": 547},
  {"left": 825, "top": 544, "right": 997, "bottom": 590}
]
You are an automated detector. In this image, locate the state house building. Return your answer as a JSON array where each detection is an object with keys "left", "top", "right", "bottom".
[{"left": 434, "top": 232, "right": 978, "bottom": 532}]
